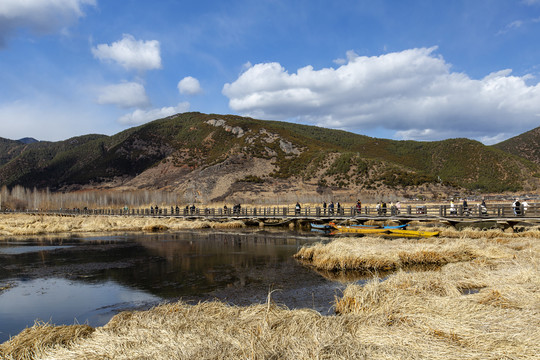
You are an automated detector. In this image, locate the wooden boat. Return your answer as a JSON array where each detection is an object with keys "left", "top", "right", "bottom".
[
  {"left": 334, "top": 225, "right": 389, "bottom": 234},
  {"left": 388, "top": 229, "right": 439, "bottom": 237},
  {"left": 348, "top": 223, "right": 408, "bottom": 229},
  {"left": 350, "top": 224, "right": 380, "bottom": 229},
  {"left": 310, "top": 223, "right": 335, "bottom": 230},
  {"left": 383, "top": 224, "right": 408, "bottom": 229}
]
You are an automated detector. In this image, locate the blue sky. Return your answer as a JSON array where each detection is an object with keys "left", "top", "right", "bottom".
[{"left": 1, "top": 0, "right": 540, "bottom": 144}]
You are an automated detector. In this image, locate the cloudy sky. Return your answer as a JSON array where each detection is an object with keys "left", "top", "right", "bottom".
[{"left": 1, "top": 0, "right": 540, "bottom": 144}]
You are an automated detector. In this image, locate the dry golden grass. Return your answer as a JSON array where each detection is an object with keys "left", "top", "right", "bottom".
[
  {"left": 297, "top": 234, "right": 540, "bottom": 359},
  {"left": 0, "top": 322, "right": 94, "bottom": 360},
  {"left": 1, "top": 301, "right": 390, "bottom": 360},
  {"left": 332, "top": 253, "right": 540, "bottom": 359},
  {"left": 438, "top": 225, "right": 540, "bottom": 239},
  {"left": 294, "top": 236, "right": 513, "bottom": 272},
  {"left": 3, "top": 257, "right": 538, "bottom": 360},
  {"left": 0, "top": 214, "right": 245, "bottom": 237},
  {"left": 2, "top": 220, "right": 539, "bottom": 359}
]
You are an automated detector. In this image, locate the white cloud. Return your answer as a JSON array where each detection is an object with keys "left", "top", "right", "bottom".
[
  {"left": 223, "top": 47, "right": 540, "bottom": 143},
  {"left": 497, "top": 20, "right": 525, "bottom": 35},
  {"left": 479, "top": 133, "right": 512, "bottom": 145},
  {"left": 118, "top": 102, "right": 190, "bottom": 125},
  {"left": 0, "top": 0, "right": 96, "bottom": 46},
  {"left": 92, "top": 34, "right": 162, "bottom": 71},
  {"left": 333, "top": 50, "right": 359, "bottom": 65},
  {"left": 97, "top": 82, "right": 150, "bottom": 108},
  {"left": 177, "top": 76, "right": 202, "bottom": 95}
]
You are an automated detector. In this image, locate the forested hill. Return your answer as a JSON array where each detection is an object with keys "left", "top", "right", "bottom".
[
  {"left": 493, "top": 126, "right": 540, "bottom": 166},
  {"left": 1, "top": 112, "right": 538, "bottom": 201}
]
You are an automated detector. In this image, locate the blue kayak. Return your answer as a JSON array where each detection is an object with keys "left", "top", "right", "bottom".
[{"left": 310, "top": 223, "right": 335, "bottom": 230}]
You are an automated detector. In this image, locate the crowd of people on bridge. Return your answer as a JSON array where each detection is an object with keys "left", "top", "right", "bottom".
[{"left": 137, "top": 197, "right": 534, "bottom": 218}]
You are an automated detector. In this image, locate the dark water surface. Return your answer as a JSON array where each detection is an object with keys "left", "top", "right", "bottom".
[{"left": 0, "top": 229, "right": 358, "bottom": 343}]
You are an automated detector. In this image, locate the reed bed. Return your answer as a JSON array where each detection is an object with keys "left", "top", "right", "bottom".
[
  {"left": 294, "top": 234, "right": 540, "bottom": 359},
  {"left": 0, "top": 323, "right": 94, "bottom": 360},
  {"left": 1, "top": 301, "right": 387, "bottom": 360},
  {"left": 435, "top": 225, "right": 540, "bottom": 239},
  {"left": 2, "top": 268, "right": 538, "bottom": 360},
  {"left": 294, "top": 236, "right": 514, "bottom": 272},
  {"left": 2, "top": 219, "right": 539, "bottom": 358},
  {"left": 333, "top": 255, "right": 540, "bottom": 359},
  {"left": 0, "top": 214, "right": 245, "bottom": 237}
]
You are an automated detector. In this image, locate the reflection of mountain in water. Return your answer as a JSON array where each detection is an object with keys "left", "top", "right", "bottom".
[
  {"left": 0, "top": 230, "right": 349, "bottom": 342},
  {"left": 1, "top": 231, "right": 344, "bottom": 313},
  {"left": 128, "top": 230, "right": 319, "bottom": 299}
]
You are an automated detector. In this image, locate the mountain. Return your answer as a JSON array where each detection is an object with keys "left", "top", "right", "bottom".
[
  {"left": 0, "top": 137, "right": 27, "bottom": 168},
  {"left": 1, "top": 112, "right": 539, "bottom": 202},
  {"left": 17, "top": 137, "right": 39, "bottom": 144},
  {"left": 493, "top": 126, "right": 540, "bottom": 165}
]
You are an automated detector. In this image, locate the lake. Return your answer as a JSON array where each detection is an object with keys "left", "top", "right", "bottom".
[{"left": 0, "top": 229, "right": 358, "bottom": 343}]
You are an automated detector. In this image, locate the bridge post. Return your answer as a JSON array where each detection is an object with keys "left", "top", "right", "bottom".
[{"left": 407, "top": 205, "right": 411, "bottom": 215}]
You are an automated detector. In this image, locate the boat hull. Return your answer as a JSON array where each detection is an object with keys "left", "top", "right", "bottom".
[
  {"left": 389, "top": 229, "right": 439, "bottom": 237},
  {"left": 334, "top": 225, "right": 389, "bottom": 234},
  {"left": 310, "top": 223, "right": 335, "bottom": 230}
]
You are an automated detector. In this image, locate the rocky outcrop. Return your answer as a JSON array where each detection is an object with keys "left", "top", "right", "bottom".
[{"left": 206, "top": 119, "right": 246, "bottom": 138}]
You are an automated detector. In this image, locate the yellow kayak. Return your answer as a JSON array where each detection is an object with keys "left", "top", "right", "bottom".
[
  {"left": 389, "top": 229, "right": 440, "bottom": 237},
  {"left": 334, "top": 225, "right": 390, "bottom": 234}
]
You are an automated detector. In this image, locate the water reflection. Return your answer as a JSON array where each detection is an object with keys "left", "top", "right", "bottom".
[
  {"left": 0, "top": 230, "right": 353, "bottom": 343},
  {"left": 0, "top": 278, "right": 159, "bottom": 341}
]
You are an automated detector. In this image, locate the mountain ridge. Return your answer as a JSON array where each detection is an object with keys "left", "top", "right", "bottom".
[{"left": 1, "top": 112, "right": 539, "bottom": 202}]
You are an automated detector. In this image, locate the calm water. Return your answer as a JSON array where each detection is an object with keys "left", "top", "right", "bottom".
[{"left": 0, "top": 229, "right": 354, "bottom": 342}]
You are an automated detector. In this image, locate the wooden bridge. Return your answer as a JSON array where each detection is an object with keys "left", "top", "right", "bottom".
[{"left": 13, "top": 202, "right": 540, "bottom": 229}]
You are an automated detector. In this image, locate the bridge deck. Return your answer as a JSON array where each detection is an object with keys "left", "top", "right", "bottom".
[{"left": 7, "top": 202, "right": 540, "bottom": 229}]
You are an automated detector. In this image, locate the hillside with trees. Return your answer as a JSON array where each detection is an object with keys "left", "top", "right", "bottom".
[{"left": 1, "top": 112, "right": 539, "bottom": 205}]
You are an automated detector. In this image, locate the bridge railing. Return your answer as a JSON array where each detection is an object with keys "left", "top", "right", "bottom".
[{"left": 5, "top": 203, "right": 537, "bottom": 219}]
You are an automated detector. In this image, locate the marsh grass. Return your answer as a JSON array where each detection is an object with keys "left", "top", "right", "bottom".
[
  {"left": 293, "top": 236, "right": 511, "bottom": 272},
  {"left": 299, "top": 234, "right": 540, "bottom": 359},
  {"left": 332, "top": 255, "right": 540, "bottom": 359},
  {"left": 0, "top": 214, "right": 245, "bottom": 237},
  {"left": 2, "top": 219, "right": 539, "bottom": 359},
  {"left": 3, "top": 262, "right": 538, "bottom": 360},
  {"left": 0, "top": 322, "right": 94, "bottom": 360}
]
